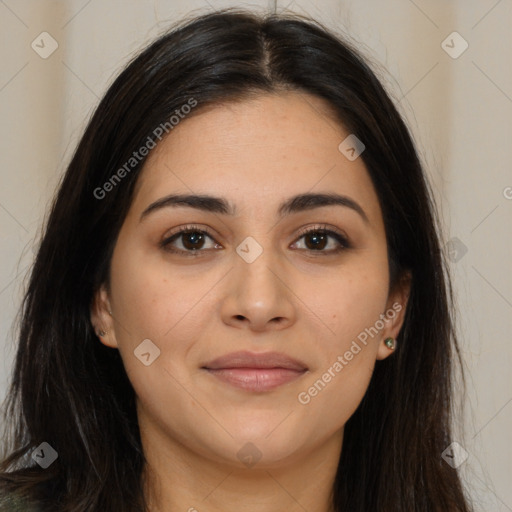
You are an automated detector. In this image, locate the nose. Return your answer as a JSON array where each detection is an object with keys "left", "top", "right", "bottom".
[{"left": 220, "top": 249, "right": 296, "bottom": 332}]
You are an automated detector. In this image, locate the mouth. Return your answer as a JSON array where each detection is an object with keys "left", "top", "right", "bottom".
[{"left": 201, "top": 350, "right": 309, "bottom": 392}]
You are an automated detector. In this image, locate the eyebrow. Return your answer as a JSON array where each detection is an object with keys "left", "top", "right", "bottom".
[{"left": 139, "top": 192, "right": 370, "bottom": 224}]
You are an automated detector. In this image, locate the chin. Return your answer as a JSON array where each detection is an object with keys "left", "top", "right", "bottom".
[
  {"left": 222, "top": 421, "right": 311, "bottom": 466},
  {"left": 224, "top": 408, "right": 296, "bottom": 438},
  {"left": 211, "top": 436, "right": 307, "bottom": 470}
]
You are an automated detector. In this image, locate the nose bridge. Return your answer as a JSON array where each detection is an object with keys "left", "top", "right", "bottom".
[
  {"left": 220, "top": 232, "right": 295, "bottom": 329},
  {"left": 234, "top": 233, "right": 283, "bottom": 300}
]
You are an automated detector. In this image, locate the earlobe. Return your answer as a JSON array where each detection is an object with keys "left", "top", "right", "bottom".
[{"left": 376, "top": 336, "right": 397, "bottom": 360}]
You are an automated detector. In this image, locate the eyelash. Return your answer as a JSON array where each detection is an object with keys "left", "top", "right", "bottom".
[{"left": 160, "top": 223, "right": 351, "bottom": 257}]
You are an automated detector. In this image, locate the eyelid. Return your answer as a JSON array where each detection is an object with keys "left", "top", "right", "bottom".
[
  {"left": 291, "top": 224, "right": 351, "bottom": 253},
  {"left": 161, "top": 223, "right": 216, "bottom": 241},
  {"left": 294, "top": 223, "right": 349, "bottom": 245},
  {"left": 159, "top": 224, "right": 218, "bottom": 252}
]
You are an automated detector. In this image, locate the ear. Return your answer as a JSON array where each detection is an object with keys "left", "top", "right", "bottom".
[
  {"left": 376, "top": 270, "right": 411, "bottom": 361},
  {"left": 90, "top": 283, "right": 118, "bottom": 348}
]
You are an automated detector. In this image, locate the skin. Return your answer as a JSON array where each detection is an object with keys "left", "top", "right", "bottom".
[{"left": 91, "top": 91, "right": 410, "bottom": 512}]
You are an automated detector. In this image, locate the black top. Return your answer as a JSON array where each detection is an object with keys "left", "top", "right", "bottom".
[{"left": 0, "top": 492, "right": 42, "bottom": 511}]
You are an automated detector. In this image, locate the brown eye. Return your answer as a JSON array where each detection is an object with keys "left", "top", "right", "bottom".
[
  {"left": 160, "top": 226, "right": 220, "bottom": 256},
  {"left": 291, "top": 226, "right": 350, "bottom": 254},
  {"left": 304, "top": 231, "right": 328, "bottom": 250},
  {"left": 179, "top": 230, "right": 206, "bottom": 250}
]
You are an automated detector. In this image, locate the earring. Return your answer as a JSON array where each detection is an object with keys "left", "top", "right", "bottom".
[
  {"left": 98, "top": 330, "right": 107, "bottom": 337},
  {"left": 384, "top": 337, "right": 395, "bottom": 350}
]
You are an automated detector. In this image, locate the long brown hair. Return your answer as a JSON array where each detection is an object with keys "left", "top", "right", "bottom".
[{"left": 0, "top": 8, "right": 473, "bottom": 511}]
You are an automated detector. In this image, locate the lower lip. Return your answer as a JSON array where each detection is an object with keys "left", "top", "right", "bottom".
[{"left": 204, "top": 368, "right": 307, "bottom": 392}]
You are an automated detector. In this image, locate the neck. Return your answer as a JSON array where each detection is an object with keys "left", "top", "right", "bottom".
[{"left": 140, "top": 419, "right": 343, "bottom": 512}]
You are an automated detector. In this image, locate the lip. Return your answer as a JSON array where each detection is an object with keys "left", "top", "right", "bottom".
[{"left": 202, "top": 350, "right": 308, "bottom": 392}]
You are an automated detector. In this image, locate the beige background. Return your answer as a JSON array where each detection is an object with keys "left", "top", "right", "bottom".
[{"left": 1, "top": 1, "right": 511, "bottom": 509}]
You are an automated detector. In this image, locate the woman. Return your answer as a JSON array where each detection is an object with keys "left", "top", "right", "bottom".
[{"left": 0, "top": 8, "right": 473, "bottom": 511}]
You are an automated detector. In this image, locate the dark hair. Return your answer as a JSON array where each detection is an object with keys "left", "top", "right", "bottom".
[{"left": 0, "top": 7, "right": 472, "bottom": 511}]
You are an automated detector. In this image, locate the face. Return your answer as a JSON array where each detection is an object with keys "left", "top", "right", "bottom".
[{"left": 91, "top": 91, "right": 409, "bottom": 469}]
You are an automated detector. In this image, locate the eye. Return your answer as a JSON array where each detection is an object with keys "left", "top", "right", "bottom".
[
  {"left": 160, "top": 224, "right": 220, "bottom": 256},
  {"left": 290, "top": 224, "right": 350, "bottom": 254},
  {"left": 160, "top": 223, "right": 351, "bottom": 257}
]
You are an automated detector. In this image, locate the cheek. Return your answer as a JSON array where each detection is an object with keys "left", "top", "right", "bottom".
[
  {"left": 107, "top": 246, "right": 204, "bottom": 437},
  {"left": 297, "top": 349, "right": 375, "bottom": 436},
  {"left": 108, "top": 240, "right": 222, "bottom": 392},
  {"left": 110, "top": 237, "right": 215, "bottom": 340},
  {"left": 293, "top": 258, "right": 388, "bottom": 424},
  {"left": 303, "top": 257, "right": 390, "bottom": 347}
]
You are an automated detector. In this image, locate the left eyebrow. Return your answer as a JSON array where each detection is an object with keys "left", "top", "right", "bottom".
[
  {"left": 277, "top": 192, "right": 369, "bottom": 224},
  {"left": 139, "top": 192, "right": 369, "bottom": 225}
]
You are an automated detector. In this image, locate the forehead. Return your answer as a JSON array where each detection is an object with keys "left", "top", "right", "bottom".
[{"left": 129, "top": 92, "right": 382, "bottom": 224}]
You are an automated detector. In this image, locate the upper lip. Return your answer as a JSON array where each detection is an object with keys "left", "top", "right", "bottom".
[{"left": 202, "top": 350, "right": 308, "bottom": 371}]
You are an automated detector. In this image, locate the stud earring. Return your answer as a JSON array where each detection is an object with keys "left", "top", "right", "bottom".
[
  {"left": 98, "top": 330, "right": 107, "bottom": 337},
  {"left": 384, "top": 337, "right": 395, "bottom": 350}
]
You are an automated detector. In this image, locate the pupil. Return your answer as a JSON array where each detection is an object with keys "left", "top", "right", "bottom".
[
  {"left": 306, "top": 232, "right": 326, "bottom": 250},
  {"left": 184, "top": 232, "right": 204, "bottom": 250}
]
